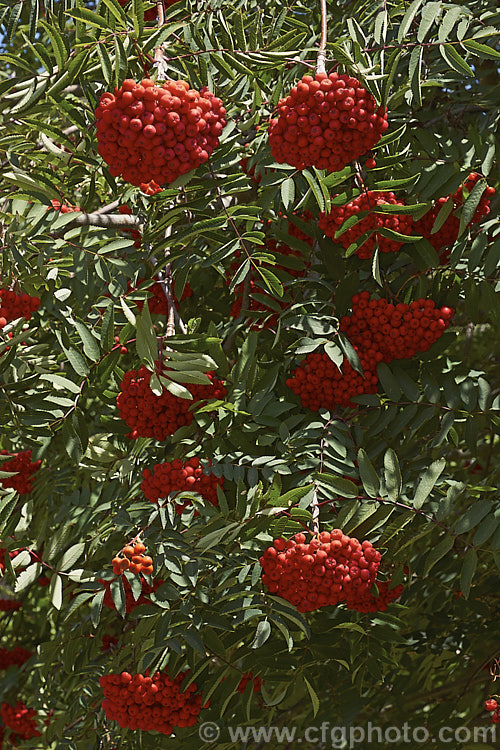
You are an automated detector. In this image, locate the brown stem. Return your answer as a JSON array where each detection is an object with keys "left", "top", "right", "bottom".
[{"left": 316, "top": 0, "right": 328, "bottom": 75}]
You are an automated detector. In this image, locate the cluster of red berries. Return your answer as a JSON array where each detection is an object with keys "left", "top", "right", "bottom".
[
  {"left": 117, "top": 364, "right": 226, "bottom": 441},
  {"left": 95, "top": 78, "right": 227, "bottom": 186},
  {"left": 114, "top": 335, "right": 128, "bottom": 355},
  {"left": 99, "top": 669, "right": 207, "bottom": 734},
  {"left": 0, "top": 648, "right": 31, "bottom": 670},
  {"left": 287, "top": 293, "right": 453, "bottom": 409},
  {"left": 0, "top": 450, "right": 42, "bottom": 495},
  {"left": 118, "top": 205, "right": 142, "bottom": 248},
  {"left": 286, "top": 345, "right": 382, "bottom": 409},
  {"left": 128, "top": 278, "right": 193, "bottom": 316},
  {"left": 260, "top": 531, "right": 402, "bottom": 613},
  {"left": 140, "top": 180, "right": 163, "bottom": 195},
  {"left": 0, "top": 290, "right": 40, "bottom": 328},
  {"left": 0, "top": 599, "right": 22, "bottom": 612},
  {"left": 112, "top": 542, "right": 153, "bottom": 577},
  {"left": 269, "top": 72, "right": 388, "bottom": 173},
  {"left": 484, "top": 698, "right": 500, "bottom": 724},
  {"left": 140, "top": 457, "right": 224, "bottom": 513},
  {"left": 101, "top": 575, "right": 162, "bottom": 614},
  {"left": 340, "top": 292, "right": 455, "bottom": 363},
  {"left": 0, "top": 702, "right": 41, "bottom": 741},
  {"left": 49, "top": 198, "right": 80, "bottom": 213},
  {"left": 319, "top": 191, "right": 413, "bottom": 259},
  {"left": 415, "top": 172, "right": 495, "bottom": 261},
  {"left": 101, "top": 634, "right": 119, "bottom": 652},
  {"left": 237, "top": 671, "right": 263, "bottom": 694}
]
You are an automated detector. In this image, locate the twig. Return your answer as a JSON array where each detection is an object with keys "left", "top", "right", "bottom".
[
  {"left": 316, "top": 0, "right": 328, "bottom": 75},
  {"left": 153, "top": 0, "right": 169, "bottom": 80},
  {"left": 93, "top": 199, "right": 122, "bottom": 215},
  {"left": 311, "top": 484, "right": 320, "bottom": 535},
  {"left": 70, "top": 213, "right": 142, "bottom": 229}
]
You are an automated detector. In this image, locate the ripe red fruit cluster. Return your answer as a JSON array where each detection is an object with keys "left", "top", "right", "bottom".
[
  {"left": 112, "top": 541, "right": 153, "bottom": 577},
  {"left": 318, "top": 191, "right": 413, "bottom": 259},
  {"left": 260, "top": 531, "right": 402, "bottom": 613},
  {"left": 99, "top": 669, "right": 207, "bottom": 734},
  {"left": 101, "top": 575, "right": 162, "bottom": 613},
  {"left": 101, "top": 634, "right": 119, "bottom": 652},
  {"left": 484, "top": 698, "right": 500, "bottom": 724},
  {"left": 269, "top": 72, "right": 388, "bottom": 173},
  {"left": 141, "top": 457, "right": 224, "bottom": 514},
  {"left": 0, "top": 701, "right": 41, "bottom": 740},
  {"left": 0, "top": 450, "right": 42, "bottom": 495},
  {"left": 0, "top": 290, "right": 40, "bottom": 328},
  {"left": 118, "top": 205, "right": 142, "bottom": 248},
  {"left": 49, "top": 198, "right": 80, "bottom": 213},
  {"left": 415, "top": 172, "right": 495, "bottom": 261},
  {"left": 95, "top": 78, "right": 227, "bottom": 186},
  {"left": 128, "top": 278, "right": 193, "bottom": 316},
  {"left": 0, "top": 599, "right": 22, "bottom": 612},
  {"left": 237, "top": 671, "right": 263, "bottom": 694},
  {"left": 286, "top": 345, "right": 382, "bottom": 409},
  {"left": 287, "top": 293, "right": 453, "bottom": 410},
  {"left": 117, "top": 365, "right": 226, "bottom": 441},
  {"left": 140, "top": 180, "right": 163, "bottom": 195},
  {"left": 340, "top": 292, "right": 454, "bottom": 363},
  {"left": 0, "top": 647, "right": 32, "bottom": 670}
]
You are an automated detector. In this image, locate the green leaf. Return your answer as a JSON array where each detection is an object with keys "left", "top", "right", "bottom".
[
  {"left": 438, "top": 6, "right": 462, "bottom": 43},
  {"left": 384, "top": 449, "right": 402, "bottom": 502},
  {"left": 377, "top": 363, "right": 401, "bottom": 401},
  {"left": 459, "top": 178, "right": 487, "bottom": 234},
  {"left": 14, "top": 563, "right": 41, "bottom": 593},
  {"left": 74, "top": 319, "right": 101, "bottom": 361},
  {"left": 460, "top": 549, "right": 477, "bottom": 599},
  {"left": 251, "top": 620, "right": 271, "bottom": 649},
  {"left": 423, "top": 534, "right": 454, "bottom": 576},
  {"left": 281, "top": 177, "right": 295, "bottom": 211},
  {"left": 454, "top": 500, "right": 491, "bottom": 535},
  {"left": 357, "top": 448, "right": 380, "bottom": 498},
  {"left": 398, "top": 0, "right": 425, "bottom": 42},
  {"left": 462, "top": 39, "right": 500, "bottom": 60},
  {"left": 197, "top": 522, "right": 240, "bottom": 551},
  {"left": 136, "top": 305, "right": 159, "bottom": 364},
  {"left": 439, "top": 43, "right": 474, "bottom": 76},
  {"left": 50, "top": 574, "right": 63, "bottom": 610},
  {"left": 304, "top": 676, "right": 320, "bottom": 718},
  {"left": 66, "top": 7, "right": 113, "bottom": 30},
  {"left": 91, "top": 590, "right": 105, "bottom": 628},
  {"left": 58, "top": 543, "right": 85, "bottom": 572},
  {"left": 302, "top": 169, "right": 325, "bottom": 211},
  {"left": 256, "top": 267, "right": 283, "bottom": 298},
  {"left": 413, "top": 458, "right": 446, "bottom": 509},
  {"left": 417, "top": 2, "right": 441, "bottom": 42},
  {"left": 409, "top": 45, "right": 423, "bottom": 107},
  {"left": 315, "top": 474, "right": 359, "bottom": 498}
]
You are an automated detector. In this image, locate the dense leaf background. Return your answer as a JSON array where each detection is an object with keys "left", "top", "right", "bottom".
[{"left": 0, "top": 0, "right": 499, "bottom": 747}]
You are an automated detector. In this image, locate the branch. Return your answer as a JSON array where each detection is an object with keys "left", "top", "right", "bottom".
[
  {"left": 153, "top": 0, "right": 169, "bottom": 80},
  {"left": 70, "top": 213, "right": 143, "bottom": 229},
  {"left": 316, "top": 0, "right": 328, "bottom": 75},
  {"left": 311, "top": 484, "right": 320, "bottom": 535}
]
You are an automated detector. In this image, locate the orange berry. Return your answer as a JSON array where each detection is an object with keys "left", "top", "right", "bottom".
[
  {"left": 123, "top": 545, "right": 134, "bottom": 557},
  {"left": 133, "top": 543, "right": 146, "bottom": 555}
]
